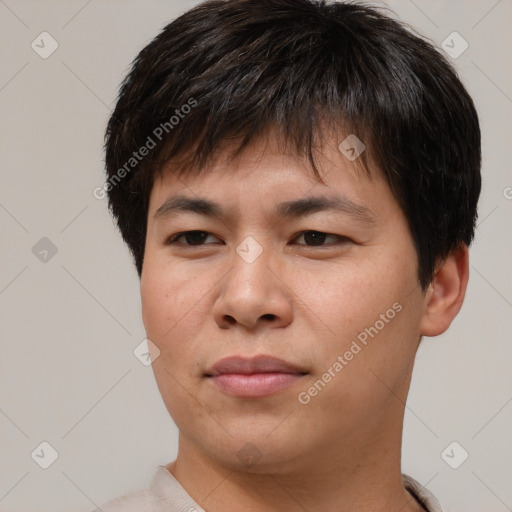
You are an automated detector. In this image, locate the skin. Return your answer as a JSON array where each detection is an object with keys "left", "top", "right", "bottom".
[{"left": 140, "top": 131, "right": 469, "bottom": 512}]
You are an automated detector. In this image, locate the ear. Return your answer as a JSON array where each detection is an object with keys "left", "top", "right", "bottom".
[{"left": 419, "top": 244, "right": 470, "bottom": 337}]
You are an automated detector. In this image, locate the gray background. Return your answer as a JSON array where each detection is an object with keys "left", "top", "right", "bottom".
[{"left": 0, "top": 0, "right": 511, "bottom": 510}]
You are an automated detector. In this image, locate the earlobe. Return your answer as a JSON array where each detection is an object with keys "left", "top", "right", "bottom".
[{"left": 419, "top": 244, "right": 470, "bottom": 337}]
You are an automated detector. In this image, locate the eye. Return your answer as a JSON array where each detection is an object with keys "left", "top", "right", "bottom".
[
  {"left": 292, "top": 230, "right": 351, "bottom": 247},
  {"left": 165, "top": 230, "right": 352, "bottom": 248},
  {"left": 166, "top": 230, "right": 221, "bottom": 246}
]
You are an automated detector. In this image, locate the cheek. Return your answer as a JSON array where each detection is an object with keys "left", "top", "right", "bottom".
[
  {"left": 298, "top": 252, "right": 421, "bottom": 367},
  {"left": 140, "top": 266, "right": 171, "bottom": 339},
  {"left": 296, "top": 259, "right": 404, "bottom": 334},
  {"left": 140, "top": 255, "right": 216, "bottom": 367},
  {"left": 141, "top": 263, "right": 206, "bottom": 409},
  {"left": 141, "top": 259, "right": 192, "bottom": 343}
]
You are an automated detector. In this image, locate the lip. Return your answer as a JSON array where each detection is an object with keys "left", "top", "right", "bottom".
[
  {"left": 206, "top": 354, "right": 307, "bottom": 376},
  {"left": 205, "top": 355, "right": 308, "bottom": 398}
]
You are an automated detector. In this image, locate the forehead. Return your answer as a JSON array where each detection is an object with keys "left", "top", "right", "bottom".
[
  {"left": 152, "top": 127, "right": 377, "bottom": 194},
  {"left": 147, "top": 132, "right": 398, "bottom": 228}
]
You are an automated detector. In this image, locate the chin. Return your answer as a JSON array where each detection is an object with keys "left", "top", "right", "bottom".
[{"left": 198, "top": 428, "right": 309, "bottom": 475}]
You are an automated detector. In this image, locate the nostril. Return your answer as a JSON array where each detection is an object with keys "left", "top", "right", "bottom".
[{"left": 224, "top": 316, "right": 236, "bottom": 325}]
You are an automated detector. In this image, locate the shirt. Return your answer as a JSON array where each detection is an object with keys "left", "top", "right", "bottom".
[{"left": 92, "top": 466, "right": 443, "bottom": 512}]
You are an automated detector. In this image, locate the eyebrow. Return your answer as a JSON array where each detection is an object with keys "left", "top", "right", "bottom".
[{"left": 154, "top": 193, "right": 378, "bottom": 225}]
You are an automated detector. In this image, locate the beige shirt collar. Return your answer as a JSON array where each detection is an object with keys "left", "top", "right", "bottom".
[{"left": 149, "top": 465, "right": 444, "bottom": 512}]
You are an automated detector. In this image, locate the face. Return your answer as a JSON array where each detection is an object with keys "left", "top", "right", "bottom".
[{"left": 140, "top": 133, "right": 427, "bottom": 475}]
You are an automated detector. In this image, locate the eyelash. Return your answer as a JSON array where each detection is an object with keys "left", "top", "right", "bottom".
[{"left": 165, "top": 230, "right": 352, "bottom": 248}]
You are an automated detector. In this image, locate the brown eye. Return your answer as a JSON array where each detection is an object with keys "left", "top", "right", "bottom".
[
  {"left": 293, "top": 231, "right": 351, "bottom": 246},
  {"left": 166, "top": 231, "right": 220, "bottom": 246}
]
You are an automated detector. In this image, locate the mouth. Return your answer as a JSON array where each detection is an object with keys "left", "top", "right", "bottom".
[{"left": 204, "top": 354, "right": 309, "bottom": 398}]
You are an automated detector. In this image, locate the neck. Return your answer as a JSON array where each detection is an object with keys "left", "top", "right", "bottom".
[{"left": 166, "top": 418, "right": 425, "bottom": 512}]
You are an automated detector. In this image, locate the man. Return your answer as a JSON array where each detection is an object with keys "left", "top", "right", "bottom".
[{"left": 96, "top": 0, "right": 481, "bottom": 510}]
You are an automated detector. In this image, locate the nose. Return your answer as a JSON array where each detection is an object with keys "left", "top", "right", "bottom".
[{"left": 212, "top": 244, "right": 293, "bottom": 331}]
